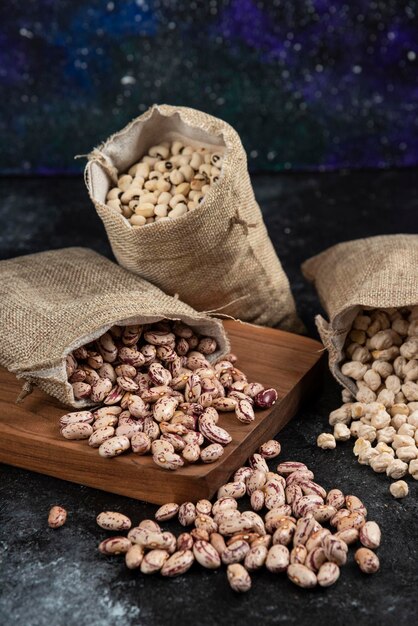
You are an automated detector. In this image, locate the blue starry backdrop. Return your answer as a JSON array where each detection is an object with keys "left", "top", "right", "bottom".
[{"left": 1, "top": 0, "right": 417, "bottom": 174}]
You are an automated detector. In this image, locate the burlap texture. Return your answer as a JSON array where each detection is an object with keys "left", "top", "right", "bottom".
[
  {"left": 0, "top": 247, "right": 229, "bottom": 408},
  {"left": 85, "top": 104, "right": 302, "bottom": 332},
  {"left": 302, "top": 234, "right": 418, "bottom": 394}
]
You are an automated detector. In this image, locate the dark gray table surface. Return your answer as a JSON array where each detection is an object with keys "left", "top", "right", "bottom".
[{"left": 0, "top": 171, "right": 417, "bottom": 626}]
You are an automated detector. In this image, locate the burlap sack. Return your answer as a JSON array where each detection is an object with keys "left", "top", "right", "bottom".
[
  {"left": 0, "top": 247, "right": 229, "bottom": 408},
  {"left": 84, "top": 104, "right": 302, "bottom": 331},
  {"left": 302, "top": 234, "right": 418, "bottom": 394}
]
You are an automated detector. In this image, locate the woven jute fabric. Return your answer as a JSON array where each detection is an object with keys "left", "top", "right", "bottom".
[
  {"left": 85, "top": 104, "right": 302, "bottom": 331},
  {"left": 0, "top": 247, "right": 229, "bottom": 408},
  {"left": 302, "top": 234, "right": 418, "bottom": 393}
]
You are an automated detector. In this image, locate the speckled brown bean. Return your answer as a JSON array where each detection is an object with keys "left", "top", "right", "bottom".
[
  {"left": 305, "top": 547, "right": 327, "bottom": 572},
  {"left": 48, "top": 506, "right": 67, "bottom": 528},
  {"left": 131, "top": 432, "right": 151, "bottom": 455},
  {"left": 72, "top": 381, "right": 91, "bottom": 399},
  {"left": 264, "top": 481, "right": 286, "bottom": 510},
  {"left": 59, "top": 410, "right": 94, "bottom": 428},
  {"left": 211, "top": 397, "right": 238, "bottom": 412},
  {"left": 246, "top": 469, "right": 267, "bottom": 495},
  {"left": 182, "top": 442, "right": 201, "bottom": 463},
  {"left": 98, "top": 537, "right": 132, "bottom": 555},
  {"left": 293, "top": 516, "right": 319, "bottom": 546},
  {"left": 177, "top": 533, "right": 194, "bottom": 551},
  {"left": 234, "top": 466, "right": 253, "bottom": 483},
  {"left": 359, "top": 521, "right": 381, "bottom": 549},
  {"left": 272, "top": 521, "right": 296, "bottom": 546},
  {"left": 161, "top": 432, "right": 185, "bottom": 452},
  {"left": 193, "top": 540, "right": 221, "bottom": 569},
  {"left": 251, "top": 535, "right": 272, "bottom": 549},
  {"left": 323, "top": 535, "right": 348, "bottom": 566},
  {"left": 153, "top": 396, "right": 178, "bottom": 422},
  {"left": 125, "top": 544, "right": 144, "bottom": 569},
  {"left": 128, "top": 527, "right": 155, "bottom": 546},
  {"left": 198, "top": 414, "right": 232, "bottom": 446},
  {"left": 259, "top": 440, "right": 281, "bottom": 459},
  {"left": 200, "top": 444, "right": 224, "bottom": 463},
  {"left": 244, "top": 545, "right": 268, "bottom": 571},
  {"left": 221, "top": 540, "right": 250, "bottom": 564},
  {"left": 235, "top": 398, "right": 255, "bottom": 423},
  {"left": 277, "top": 461, "right": 308, "bottom": 475},
  {"left": 98, "top": 435, "right": 130, "bottom": 458},
  {"left": 250, "top": 489, "right": 265, "bottom": 511},
  {"left": 195, "top": 514, "right": 218, "bottom": 534},
  {"left": 293, "top": 495, "right": 324, "bottom": 518},
  {"left": 93, "top": 406, "right": 122, "bottom": 420},
  {"left": 210, "top": 533, "right": 227, "bottom": 555},
  {"left": 345, "top": 495, "right": 367, "bottom": 517},
  {"left": 191, "top": 528, "right": 209, "bottom": 543},
  {"left": 326, "top": 489, "right": 345, "bottom": 509},
  {"left": 88, "top": 426, "right": 115, "bottom": 448},
  {"left": 286, "top": 469, "right": 315, "bottom": 486},
  {"left": 317, "top": 562, "right": 340, "bottom": 587},
  {"left": 305, "top": 529, "right": 331, "bottom": 552},
  {"left": 248, "top": 453, "right": 269, "bottom": 473},
  {"left": 290, "top": 545, "right": 308, "bottom": 565},
  {"left": 155, "top": 503, "right": 179, "bottom": 522},
  {"left": 266, "top": 544, "right": 290, "bottom": 573},
  {"left": 227, "top": 563, "right": 252, "bottom": 593},
  {"left": 285, "top": 483, "right": 303, "bottom": 505},
  {"left": 178, "top": 502, "right": 196, "bottom": 526},
  {"left": 337, "top": 511, "right": 366, "bottom": 531},
  {"left": 128, "top": 395, "right": 148, "bottom": 419},
  {"left": 334, "top": 528, "right": 359, "bottom": 545},
  {"left": 140, "top": 549, "right": 170, "bottom": 574},
  {"left": 312, "top": 504, "right": 337, "bottom": 523},
  {"left": 152, "top": 439, "right": 174, "bottom": 456},
  {"left": 96, "top": 511, "right": 132, "bottom": 531},
  {"left": 153, "top": 450, "right": 184, "bottom": 470},
  {"left": 299, "top": 480, "right": 327, "bottom": 499},
  {"left": 287, "top": 563, "right": 317, "bottom": 588},
  {"left": 196, "top": 499, "right": 212, "bottom": 516},
  {"left": 139, "top": 519, "right": 161, "bottom": 532},
  {"left": 264, "top": 510, "right": 293, "bottom": 533},
  {"left": 330, "top": 508, "right": 351, "bottom": 528},
  {"left": 161, "top": 550, "right": 195, "bottom": 577},
  {"left": 212, "top": 497, "right": 238, "bottom": 516},
  {"left": 61, "top": 422, "right": 93, "bottom": 440},
  {"left": 227, "top": 532, "right": 260, "bottom": 546},
  {"left": 241, "top": 511, "right": 266, "bottom": 536},
  {"left": 115, "top": 422, "right": 142, "bottom": 439},
  {"left": 93, "top": 415, "right": 119, "bottom": 431},
  {"left": 355, "top": 548, "right": 380, "bottom": 574},
  {"left": 217, "top": 481, "right": 246, "bottom": 500},
  {"left": 91, "top": 378, "right": 114, "bottom": 403}
]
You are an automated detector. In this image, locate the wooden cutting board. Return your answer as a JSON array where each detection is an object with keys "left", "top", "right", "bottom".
[{"left": 0, "top": 321, "right": 323, "bottom": 504}]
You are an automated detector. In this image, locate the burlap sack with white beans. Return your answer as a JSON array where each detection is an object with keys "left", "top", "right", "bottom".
[
  {"left": 302, "top": 234, "right": 418, "bottom": 395},
  {"left": 84, "top": 104, "right": 302, "bottom": 332},
  {"left": 0, "top": 247, "right": 229, "bottom": 408}
]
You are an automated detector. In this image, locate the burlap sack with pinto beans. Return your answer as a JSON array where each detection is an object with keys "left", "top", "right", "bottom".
[
  {"left": 84, "top": 104, "right": 303, "bottom": 332},
  {"left": 302, "top": 234, "right": 418, "bottom": 394},
  {"left": 0, "top": 247, "right": 229, "bottom": 408}
]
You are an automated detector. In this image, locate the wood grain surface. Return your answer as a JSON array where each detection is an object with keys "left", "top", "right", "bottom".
[{"left": 0, "top": 321, "right": 323, "bottom": 504}]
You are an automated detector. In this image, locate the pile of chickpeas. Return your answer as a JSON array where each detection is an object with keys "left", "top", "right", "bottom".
[
  {"left": 317, "top": 306, "right": 418, "bottom": 498},
  {"left": 105, "top": 141, "right": 224, "bottom": 227}
]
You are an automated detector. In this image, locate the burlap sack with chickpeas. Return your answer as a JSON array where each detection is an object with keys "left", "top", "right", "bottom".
[
  {"left": 0, "top": 247, "right": 229, "bottom": 408},
  {"left": 302, "top": 234, "right": 418, "bottom": 394},
  {"left": 84, "top": 104, "right": 302, "bottom": 331}
]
